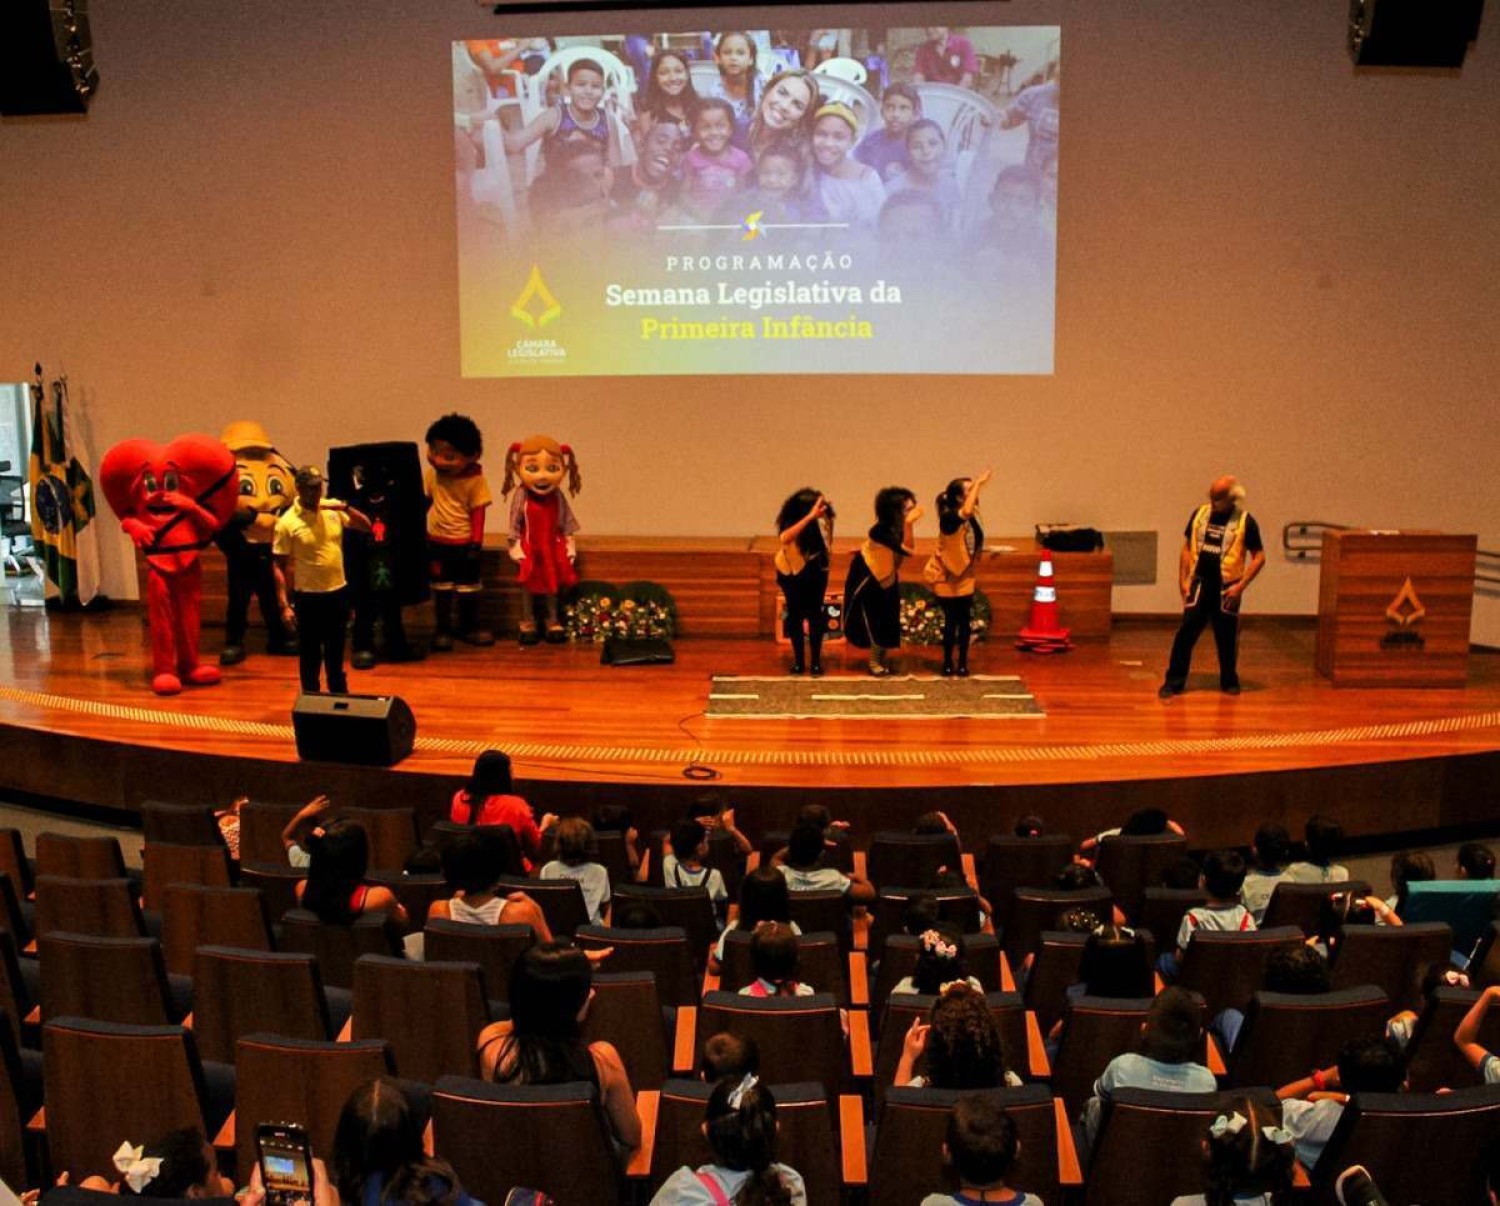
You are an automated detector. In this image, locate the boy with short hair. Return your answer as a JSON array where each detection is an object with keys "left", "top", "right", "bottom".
[
  {"left": 1160, "top": 849, "right": 1255, "bottom": 981},
  {"left": 1276, "top": 1036, "right": 1406, "bottom": 1169},
  {"left": 921, "top": 1095, "right": 1042, "bottom": 1206},
  {"left": 855, "top": 82, "right": 920, "bottom": 182}
]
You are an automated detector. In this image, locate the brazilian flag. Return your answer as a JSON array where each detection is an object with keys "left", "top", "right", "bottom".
[{"left": 27, "top": 366, "right": 97, "bottom": 606}]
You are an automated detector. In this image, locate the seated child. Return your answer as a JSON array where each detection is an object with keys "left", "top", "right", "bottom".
[
  {"left": 883, "top": 119, "right": 961, "bottom": 228},
  {"left": 428, "top": 828, "right": 551, "bottom": 935},
  {"left": 715, "top": 865, "right": 799, "bottom": 965},
  {"left": 920, "top": 1095, "right": 1042, "bottom": 1206},
  {"left": 1456, "top": 841, "right": 1496, "bottom": 880},
  {"left": 739, "top": 921, "right": 814, "bottom": 997},
  {"left": 1276, "top": 1037, "right": 1405, "bottom": 1169},
  {"left": 662, "top": 818, "right": 730, "bottom": 921},
  {"left": 593, "top": 803, "right": 646, "bottom": 881},
  {"left": 700, "top": 1031, "right": 759, "bottom": 1083},
  {"left": 650, "top": 1076, "right": 807, "bottom": 1205},
  {"left": 1083, "top": 987, "right": 1217, "bottom": 1151},
  {"left": 776, "top": 820, "right": 876, "bottom": 902},
  {"left": 1078, "top": 807, "right": 1187, "bottom": 864},
  {"left": 82, "top": 1128, "right": 235, "bottom": 1198},
  {"left": 898, "top": 982, "right": 1022, "bottom": 1090},
  {"left": 1013, "top": 814, "right": 1046, "bottom": 838},
  {"left": 1285, "top": 815, "right": 1350, "bottom": 884},
  {"left": 1455, "top": 982, "right": 1500, "bottom": 1083},
  {"left": 540, "top": 816, "right": 611, "bottom": 925},
  {"left": 1386, "top": 850, "right": 1435, "bottom": 917},
  {"left": 1160, "top": 849, "right": 1256, "bottom": 980},
  {"left": 1241, "top": 822, "right": 1293, "bottom": 923},
  {"left": 893, "top": 925, "right": 983, "bottom": 996},
  {"left": 1168, "top": 1095, "right": 1296, "bottom": 1206}
]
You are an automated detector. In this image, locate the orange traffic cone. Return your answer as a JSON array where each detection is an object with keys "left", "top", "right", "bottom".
[{"left": 1016, "top": 554, "right": 1073, "bottom": 653}]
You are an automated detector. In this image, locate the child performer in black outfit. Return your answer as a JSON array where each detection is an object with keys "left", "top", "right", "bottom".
[
  {"left": 926, "top": 469, "right": 992, "bottom": 676},
  {"left": 774, "top": 489, "right": 834, "bottom": 676},
  {"left": 843, "top": 486, "right": 921, "bottom": 676}
]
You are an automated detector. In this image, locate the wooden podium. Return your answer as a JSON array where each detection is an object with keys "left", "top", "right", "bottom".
[{"left": 1315, "top": 530, "right": 1477, "bottom": 687}]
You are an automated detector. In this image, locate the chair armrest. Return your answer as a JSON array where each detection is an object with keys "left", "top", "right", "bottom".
[
  {"left": 1293, "top": 1161, "right": 1311, "bottom": 1189},
  {"left": 213, "top": 1111, "right": 236, "bottom": 1151},
  {"left": 852, "top": 908, "right": 870, "bottom": 952},
  {"left": 1206, "top": 1032, "right": 1227, "bottom": 1078},
  {"left": 848, "top": 1009, "right": 873, "bottom": 1078},
  {"left": 337, "top": 1015, "right": 353, "bottom": 1043},
  {"left": 961, "top": 852, "right": 978, "bottom": 891},
  {"left": 672, "top": 1006, "right": 698, "bottom": 1075},
  {"left": 999, "top": 949, "right": 1017, "bottom": 994},
  {"left": 625, "top": 1090, "right": 660, "bottom": 1178},
  {"left": 181, "top": 1012, "right": 194, "bottom": 1031},
  {"left": 1026, "top": 1011, "right": 1050, "bottom": 1080},
  {"left": 26, "top": 1106, "right": 44, "bottom": 1133},
  {"left": 1054, "top": 1097, "right": 1082, "bottom": 1186},
  {"left": 848, "top": 951, "right": 868, "bottom": 1008},
  {"left": 701, "top": 960, "right": 720, "bottom": 996},
  {"left": 839, "top": 1095, "right": 867, "bottom": 1185},
  {"left": 422, "top": 1119, "right": 433, "bottom": 1157},
  {"left": 1153, "top": 971, "right": 1165, "bottom": 994},
  {"left": 852, "top": 851, "right": 867, "bottom": 881},
  {"left": 23, "top": 1006, "right": 38, "bottom": 1026}
]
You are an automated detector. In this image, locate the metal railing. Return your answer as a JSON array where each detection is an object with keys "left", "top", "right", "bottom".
[{"left": 1283, "top": 521, "right": 1500, "bottom": 587}]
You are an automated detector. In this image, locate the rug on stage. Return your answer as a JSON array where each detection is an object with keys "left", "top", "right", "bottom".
[{"left": 706, "top": 675, "right": 1045, "bottom": 719}]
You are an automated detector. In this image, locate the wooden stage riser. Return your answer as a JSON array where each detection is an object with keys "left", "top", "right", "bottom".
[
  {"left": 138, "top": 538, "right": 1114, "bottom": 640},
  {"left": 12, "top": 726, "right": 1500, "bottom": 855}
]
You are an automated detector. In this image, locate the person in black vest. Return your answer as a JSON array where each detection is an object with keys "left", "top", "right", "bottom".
[{"left": 1159, "top": 475, "right": 1265, "bottom": 698}]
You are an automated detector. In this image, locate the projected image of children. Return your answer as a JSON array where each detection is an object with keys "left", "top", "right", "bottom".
[{"left": 452, "top": 24, "right": 1060, "bottom": 377}]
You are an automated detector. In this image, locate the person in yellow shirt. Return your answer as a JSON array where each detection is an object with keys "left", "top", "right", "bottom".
[{"left": 272, "top": 465, "right": 371, "bottom": 694}]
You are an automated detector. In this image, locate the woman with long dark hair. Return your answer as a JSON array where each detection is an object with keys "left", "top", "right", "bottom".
[
  {"left": 295, "top": 819, "right": 407, "bottom": 928},
  {"left": 477, "top": 942, "right": 642, "bottom": 1150},
  {"left": 635, "top": 48, "right": 699, "bottom": 143},
  {"left": 842, "top": 486, "right": 920, "bottom": 676},
  {"left": 774, "top": 487, "right": 833, "bottom": 676},
  {"left": 331, "top": 1078, "right": 475, "bottom": 1206},
  {"left": 448, "top": 749, "right": 557, "bottom": 870}
]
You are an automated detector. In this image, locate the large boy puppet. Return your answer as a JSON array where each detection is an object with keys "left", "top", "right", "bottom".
[{"left": 100, "top": 434, "right": 239, "bottom": 694}]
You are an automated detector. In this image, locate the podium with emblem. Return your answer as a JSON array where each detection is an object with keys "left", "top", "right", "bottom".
[{"left": 1314, "top": 530, "right": 1478, "bottom": 687}]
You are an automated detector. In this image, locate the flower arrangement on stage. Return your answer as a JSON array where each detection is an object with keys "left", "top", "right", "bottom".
[
  {"left": 899, "top": 583, "right": 992, "bottom": 645},
  {"left": 563, "top": 580, "right": 677, "bottom": 642}
]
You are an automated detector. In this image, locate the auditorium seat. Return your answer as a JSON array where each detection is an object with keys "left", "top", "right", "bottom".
[
  {"left": 1094, "top": 833, "right": 1188, "bottom": 923},
  {"left": 875, "top": 991, "right": 1035, "bottom": 1094},
  {"left": 785, "top": 890, "right": 853, "bottom": 950},
  {"left": 141, "top": 842, "right": 233, "bottom": 913},
  {"left": 866, "top": 830, "right": 962, "bottom": 890},
  {"left": 1175, "top": 926, "right": 1305, "bottom": 1019},
  {"left": 0, "top": 1007, "right": 29, "bottom": 1189},
  {"left": 1397, "top": 986, "right": 1498, "bottom": 1091},
  {"left": 236, "top": 802, "right": 303, "bottom": 865},
  {"left": 337, "top": 806, "right": 419, "bottom": 874},
  {"left": 694, "top": 991, "right": 852, "bottom": 1099},
  {"left": 0, "top": 930, "right": 32, "bottom": 1046},
  {"left": 0, "top": 873, "right": 30, "bottom": 945},
  {"left": 1227, "top": 986, "right": 1391, "bottom": 1090},
  {"left": 1329, "top": 921, "right": 1454, "bottom": 1011},
  {"left": 160, "top": 884, "right": 275, "bottom": 978},
  {"left": 981, "top": 833, "right": 1076, "bottom": 936},
  {"left": 718, "top": 929, "right": 850, "bottom": 1005},
  {"left": 278, "top": 909, "right": 401, "bottom": 990},
  {"left": 236, "top": 861, "right": 303, "bottom": 919},
  {"left": 494, "top": 874, "right": 589, "bottom": 938},
  {"left": 576, "top": 924, "right": 696, "bottom": 1008},
  {"left": 1022, "top": 929, "right": 1158, "bottom": 1038},
  {"left": 1049, "top": 996, "right": 1160, "bottom": 1118},
  {"left": 1310, "top": 1085, "right": 1500, "bottom": 1203},
  {"left": 1138, "top": 887, "right": 1209, "bottom": 947},
  {"left": 612, "top": 883, "right": 718, "bottom": 970},
  {"left": 365, "top": 870, "right": 447, "bottom": 935},
  {"left": 424, "top": 919, "right": 536, "bottom": 1006},
  {"left": 579, "top": 970, "right": 670, "bottom": 1092},
  {"left": 1004, "top": 885, "right": 1113, "bottom": 967},
  {"left": 33, "top": 876, "right": 144, "bottom": 941},
  {"left": 40, "top": 1018, "right": 215, "bottom": 1180},
  {"left": 758, "top": 829, "right": 855, "bottom": 874},
  {"left": 869, "top": 886, "right": 981, "bottom": 954},
  {"left": 0, "top": 831, "right": 34, "bottom": 898},
  {"left": 867, "top": 1085, "right": 1074, "bottom": 1206},
  {"left": 231, "top": 1034, "right": 394, "bottom": 1182},
  {"left": 1261, "top": 879, "right": 1373, "bottom": 935},
  {"left": 140, "top": 800, "right": 227, "bottom": 848},
  {"left": 1085, "top": 1087, "right": 1281, "bottom": 1206},
  {"left": 650, "top": 1079, "right": 842, "bottom": 1202},
  {"left": 35, "top": 833, "right": 128, "bottom": 882},
  {"left": 191, "top": 947, "right": 337, "bottom": 1063},
  {"left": 352, "top": 954, "right": 489, "bottom": 1083},
  {"left": 873, "top": 932, "right": 1003, "bottom": 1018},
  {"left": 431, "top": 1076, "right": 624, "bottom": 1205},
  {"left": 38, "top": 932, "right": 180, "bottom": 1026}
]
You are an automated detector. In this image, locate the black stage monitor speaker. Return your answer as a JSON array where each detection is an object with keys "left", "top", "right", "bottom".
[
  {"left": 600, "top": 637, "right": 675, "bottom": 666},
  {"left": 292, "top": 692, "right": 416, "bottom": 766},
  {"left": 0, "top": 0, "right": 99, "bottom": 116},
  {"left": 1349, "top": 0, "right": 1484, "bottom": 67}
]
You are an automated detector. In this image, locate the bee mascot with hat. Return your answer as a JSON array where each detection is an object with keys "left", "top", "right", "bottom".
[{"left": 215, "top": 420, "right": 298, "bottom": 666}]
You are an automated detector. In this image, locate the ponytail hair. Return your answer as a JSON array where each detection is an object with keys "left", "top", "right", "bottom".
[
  {"left": 1202, "top": 1095, "right": 1294, "bottom": 1206},
  {"left": 703, "top": 1077, "right": 792, "bottom": 1206}
]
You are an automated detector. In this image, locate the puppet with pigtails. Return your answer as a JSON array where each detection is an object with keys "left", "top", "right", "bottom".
[
  {"left": 501, "top": 435, "right": 581, "bottom": 645},
  {"left": 423, "top": 413, "right": 495, "bottom": 649}
]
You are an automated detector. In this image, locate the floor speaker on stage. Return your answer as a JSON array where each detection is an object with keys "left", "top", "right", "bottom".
[
  {"left": 600, "top": 637, "right": 675, "bottom": 666},
  {"left": 0, "top": 0, "right": 99, "bottom": 116},
  {"left": 1349, "top": 0, "right": 1484, "bottom": 67},
  {"left": 292, "top": 693, "right": 416, "bottom": 766}
]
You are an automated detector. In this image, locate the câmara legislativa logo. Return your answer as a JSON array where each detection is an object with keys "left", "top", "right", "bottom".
[{"left": 507, "top": 265, "right": 566, "bottom": 364}]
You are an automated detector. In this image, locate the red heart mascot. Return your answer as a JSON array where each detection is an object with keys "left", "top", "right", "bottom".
[{"left": 100, "top": 435, "right": 239, "bottom": 695}]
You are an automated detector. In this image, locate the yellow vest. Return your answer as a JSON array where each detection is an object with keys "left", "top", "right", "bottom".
[
  {"left": 860, "top": 538, "right": 905, "bottom": 589},
  {"left": 774, "top": 518, "right": 832, "bottom": 577},
  {"left": 930, "top": 519, "right": 978, "bottom": 597},
  {"left": 1189, "top": 503, "right": 1248, "bottom": 584}
]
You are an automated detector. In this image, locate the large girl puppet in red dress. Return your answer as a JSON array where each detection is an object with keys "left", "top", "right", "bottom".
[
  {"left": 100, "top": 435, "right": 240, "bottom": 695},
  {"left": 501, "top": 435, "right": 582, "bottom": 645}
]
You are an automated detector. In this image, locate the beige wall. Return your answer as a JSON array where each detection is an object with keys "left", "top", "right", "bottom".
[{"left": 4, "top": 1, "right": 1497, "bottom": 639}]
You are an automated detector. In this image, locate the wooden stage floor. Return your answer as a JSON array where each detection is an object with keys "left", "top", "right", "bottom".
[{"left": 3, "top": 608, "right": 1499, "bottom": 847}]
